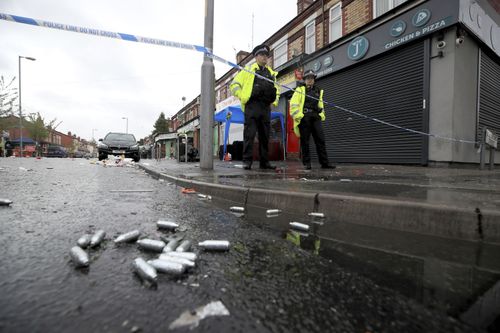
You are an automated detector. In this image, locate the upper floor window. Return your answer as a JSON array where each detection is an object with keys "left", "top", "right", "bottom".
[
  {"left": 274, "top": 40, "right": 288, "bottom": 68},
  {"left": 329, "top": 3, "right": 342, "bottom": 43},
  {"left": 305, "top": 21, "right": 316, "bottom": 54},
  {"left": 373, "top": 0, "right": 407, "bottom": 18}
]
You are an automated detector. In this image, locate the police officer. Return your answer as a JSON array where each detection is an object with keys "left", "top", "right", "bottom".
[
  {"left": 230, "top": 44, "right": 280, "bottom": 170},
  {"left": 290, "top": 70, "right": 335, "bottom": 170}
]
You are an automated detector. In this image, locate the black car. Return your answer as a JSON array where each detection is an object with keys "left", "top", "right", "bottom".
[
  {"left": 98, "top": 132, "right": 140, "bottom": 162},
  {"left": 46, "top": 146, "right": 68, "bottom": 158}
]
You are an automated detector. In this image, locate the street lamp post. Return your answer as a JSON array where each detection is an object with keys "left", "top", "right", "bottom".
[
  {"left": 18, "top": 55, "right": 36, "bottom": 157},
  {"left": 122, "top": 117, "right": 128, "bottom": 134}
]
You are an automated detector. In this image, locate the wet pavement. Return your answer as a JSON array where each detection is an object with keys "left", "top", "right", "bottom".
[{"left": 0, "top": 158, "right": 498, "bottom": 332}]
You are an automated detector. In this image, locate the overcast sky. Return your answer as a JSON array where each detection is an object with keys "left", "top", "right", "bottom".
[{"left": 0, "top": 0, "right": 297, "bottom": 141}]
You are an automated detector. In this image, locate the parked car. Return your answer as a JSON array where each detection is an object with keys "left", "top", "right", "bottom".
[
  {"left": 98, "top": 132, "right": 140, "bottom": 162},
  {"left": 72, "top": 150, "right": 85, "bottom": 158},
  {"left": 46, "top": 146, "right": 68, "bottom": 158}
]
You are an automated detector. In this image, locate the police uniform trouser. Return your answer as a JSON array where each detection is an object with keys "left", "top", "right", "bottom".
[
  {"left": 298, "top": 112, "right": 328, "bottom": 166},
  {"left": 243, "top": 101, "right": 270, "bottom": 165}
]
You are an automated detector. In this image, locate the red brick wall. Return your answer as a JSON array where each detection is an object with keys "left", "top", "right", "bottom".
[{"left": 344, "top": 0, "right": 372, "bottom": 34}]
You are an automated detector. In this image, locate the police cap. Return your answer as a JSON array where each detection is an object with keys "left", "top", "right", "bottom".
[
  {"left": 252, "top": 44, "right": 270, "bottom": 56},
  {"left": 303, "top": 69, "right": 317, "bottom": 79}
]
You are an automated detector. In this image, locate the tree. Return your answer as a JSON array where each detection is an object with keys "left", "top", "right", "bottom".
[
  {"left": 25, "top": 113, "right": 58, "bottom": 156},
  {"left": 0, "top": 76, "right": 18, "bottom": 132},
  {"left": 152, "top": 112, "right": 171, "bottom": 136}
]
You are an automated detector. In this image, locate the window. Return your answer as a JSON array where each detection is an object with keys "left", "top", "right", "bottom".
[
  {"left": 273, "top": 41, "right": 288, "bottom": 68},
  {"left": 329, "top": 3, "right": 342, "bottom": 43},
  {"left": 305, "top": 21, "right": 316, "bottom": 54},
  {"left": 373, "top": 0, "right": 407, "bottom": 18}
]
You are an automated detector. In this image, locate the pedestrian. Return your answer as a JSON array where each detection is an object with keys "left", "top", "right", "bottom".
[
  {"left": 230, "top": 44, "right": 280, "bottom": 170},
  {"left": 290, "top": 70, "right": 335, "bottom": 170}
]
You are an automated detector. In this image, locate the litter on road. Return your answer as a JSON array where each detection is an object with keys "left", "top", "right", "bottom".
[
  {"left": 198, "top": 240, "right": 230, "bottom": 251},
  {"left": 230, "top": 206, "right": 245, "bottom": 213},
  {"left": 147, "top": 259, "right": 185, "bottom": 275},
  {"left": 165, "top": 251, "right": 197, "bottom": 261},
  {"left": 157, "top": 220, "right": 179, "bottom": 231},
  {"left": 114, "top": 230, "right": 141, "bottom": 244},
  {"left": 137, "top": 239, "right": 166, "bottom": 252},
  {"left": 175, "top": 240, "right": 192, "bottom": 252},
  {"left": 181, "top": 188, "right": 196, "bottom": 194},
  {"left": 168, "top": 301, "right": 230, "bottom": 330},
  {"left": 266, "top": 209, "right": 282, "bottom": 215},
  {"left": 70, "top": 246, "right": 90, "bottom": 268},
  {"left": 77, "top": 234, "right": 92, "bottom": 248},
  {"left": 133, "top": 258, "right": 157, "bottom": 284},
  {"left": 308, "top": 212, "right": 325, "bottom": 218},
  {"left": 289, "top": 222, "right": 310, "bottom": 232},
  {"left": 0, "top": 198, "right": 13, "bottom": 206},
  {"left": 157, "top": 255, "right": 195, "bottom": 268},
  {"left": 90, "top": 230, "right": 106, "bottom": 248}
]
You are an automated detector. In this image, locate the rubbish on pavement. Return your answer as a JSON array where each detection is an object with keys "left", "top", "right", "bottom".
[
  {"left": 181, "top": 188, "right": 196, "bottom": 194},
  {"left": 133, "top": 258, "right": 158, "bottom": 284},
  {"left": 114, "top": 230, "right": 141, "bottom": 244},
  {"left": 197, "top": 194, "right": 212, "bottom": 200},
  {"left": 158, "top": 254, "right": 195, "bottom": 268},
  {"left": 308, "top": 212, "right": 325, "bottom": 218},
  {"left": 77, "top": 234, "right": 92, "bottom": 248},
  {"left": 90, "top": 230, "right": 106, "bottom": 248},
  {"left": 168, "top": 300, "right": 230, "bottom": 330},
  {"left": 198, "top": 240, "right": 230, "bottom": 251},
  {"left": 230, "top": 206, "right": 245, "bottom": 213},
  {"left": 176, "top": 240, "right": 192, "bottom": 252},
  {"left": 266, "top": 209, "right": 281, "bottom": 215},
  {"left": 289, "top": 222, "right": 310, "bottom": 232},
  {"left": 0, "top": 198, "right": 13, "bottom": 206},
  {"left": 70, "top": 246, "right": 90, "bottom": 268},
  {"left": 162, "top": 236, "right": 184, "bottom": 252},
  {"left": 147, "top": 259, "right": 185, "bottom": 275},
  {"left": 137, "top": 239, "right": 166, "bottom": 252},
  {"left": 340, "top": 178, "right": 352, "bottom": 182},
  {"left": 157, "top": 220, "right": 179, "bottom": 231},
  {"left": 165, "top": 251, "right": 197, "bottom": 261}
]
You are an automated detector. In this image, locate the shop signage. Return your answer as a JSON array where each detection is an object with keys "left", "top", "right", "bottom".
[
  {"left": 412, "top": 9, "right": 431, "bottom": 27},
  {"left": 347, "top": 36, "right": 370, "bottom": 61},
  {"left": 390, "top": 20, "right": 406, "bottom": 37}
]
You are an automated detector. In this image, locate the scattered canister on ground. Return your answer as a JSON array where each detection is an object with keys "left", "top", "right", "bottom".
[
  {"left": 133, "top": 258, "right": 157, "bottom": 283},
  {"left": 230, "top": 206, "right": 245, "bottom": 213},
  {"left": 157, "top": 220, "right": 179, "bottom": 231},
  {"left": 70, "top": 246, "right": 90, "bottom": 268},
  {"left": 176, "top": 240, "right": 192, "bottom": 252},
  {"left": 114, "top": 230, "right": 141, "bottom": 244},
  {"left": 137, "top": 239, "right": 166, "bottom": 252},
  {"left": 165, "top": 251, "right": 197, "bottom": 261},
  {"left": 90, "top": 230, "right": 106, "bottom": 248},
  {"left": 266, "top": 209, "right": 282, "bottom": 215},
  {"left": 158, "top": 254, "right": 195, "bottom": 268},
  {"left": 308, "top": 212, "right": 325, "bottom": 218},
  {"left": 289, "top": 222, "right": 310, "bottom": 232},
  {"left": 0, "top": 199, "right": 13, "bottom": 206},
  {"left": 77, "top": 234, "right": 92, "bottom": 248},
  {"left": 198, "top": 240, "right": 230, "bottom": 251},
  {"left": 147, "top": 259, "right": 185, "bottom": 275}
]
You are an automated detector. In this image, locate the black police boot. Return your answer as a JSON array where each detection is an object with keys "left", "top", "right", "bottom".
[{"left": 321, "top": 164, "right": 336, "bottom": 169}]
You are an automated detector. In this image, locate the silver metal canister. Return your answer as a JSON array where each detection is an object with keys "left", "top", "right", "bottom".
[
  {"left": 289, "top": 222, "right": 310, "bottom": 231},
  {"left": 70, "top": 246, "right": 89, "bottom": 267},
  {"left": 77, "top": 234, "right": 92, "bottom": 248},
  {"left": 90, "top": 230, "right": 106, "bottom": 248},
  {"left": 147, "top": 259, "right": 185, "bottom": 275},
  {"left": 158, "top": 254, "right": 195, "bottom": 268},
  {"left": 198, "top": 240, "right": 230, "bottom": 251},
  {"left": 0, "top": 198, "right": 13, "bottom": 206},
  {"left": 137, "top": 239, "right": 166, "bottom": 252},
  {"left": 165, "top": 251, "right": 197, "bottom": 261},
  {"left": 157, "top": 220, "right": 179, "bottom": 231},
  {"left": 114, "top": 230, "right": 141, "bottom": 244},
  {"left": 175, "top": 240, "right": 192, "bottom": 252},
  {"left": 230, "top": 206, "right": 245, "bottom": 213},
  {"left": 133, "top": 258, "right": 157, "bottom": 283},
  {"left": 308, "top": 212, "right": 325, "bottom": 218},
  {"left": 266, "top": 209, "right": 282, "bottom": 215}
]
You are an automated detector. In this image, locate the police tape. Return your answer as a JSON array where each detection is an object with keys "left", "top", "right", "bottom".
[{"left": 1, "top": 12, "right": 478, "bottom": 145}]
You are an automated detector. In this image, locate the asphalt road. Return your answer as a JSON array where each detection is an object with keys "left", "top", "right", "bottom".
[{"left": 0, "top": 158, "right": 481, "bottom": 333}]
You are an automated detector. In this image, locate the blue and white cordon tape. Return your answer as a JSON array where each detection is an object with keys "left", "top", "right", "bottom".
[{"left": 0, "top": 12, "right": 478, "bottom": 145}]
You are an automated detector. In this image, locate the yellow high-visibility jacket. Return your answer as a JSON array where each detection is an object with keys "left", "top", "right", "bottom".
[
  {"left": 289, "top": 85, "right": 325, "bottom": 137},
  {"left": 229, "top": 63, "right": 280, "bottom": 111}
]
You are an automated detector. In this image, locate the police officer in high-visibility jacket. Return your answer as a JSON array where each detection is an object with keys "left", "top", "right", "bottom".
[
  {"left": 290, "top": 70, "right": 335, "bottom": 170},
  {"left": 230, "top": 44, "right": 280, "bottom": 170}
]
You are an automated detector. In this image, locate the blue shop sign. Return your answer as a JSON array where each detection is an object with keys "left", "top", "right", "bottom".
[
  {"left": 412, "top": 9, "right": 431, "bottom": 27},
  {"left": 347, "top": 36, "right": 369, "bottom": 61},
  {"left": 390, "top": 20, "right": 406, "bottom": 37}
]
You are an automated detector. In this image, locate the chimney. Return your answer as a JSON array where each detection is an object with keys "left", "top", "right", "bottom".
[
  {"left": 297, "top": 0, "right": 315, "bottom": 15},
  {"left": 236, "top": 50, "right": 250, "bottom": 64}
]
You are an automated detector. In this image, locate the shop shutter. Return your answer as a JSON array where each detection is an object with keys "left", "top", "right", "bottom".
[
  {"left": 314, "top": 40, "right": 427, "bottom": 164},
  {"left": 478, "top": 50, "right": 500, "bottom": 142}
]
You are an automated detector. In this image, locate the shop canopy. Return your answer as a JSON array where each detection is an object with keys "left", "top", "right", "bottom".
[
  {"left": 214, "top": 105, "right": 285, "bottom": 160},
  {"left": 7, "top": 138, "right": 37, "bottom": 145}
]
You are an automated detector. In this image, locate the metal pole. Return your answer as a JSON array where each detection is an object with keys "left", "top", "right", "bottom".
[
  {"left": 200, "top": 0, "right": 215, "bottom": 170},
  {"left": 18, "top": 56, "right": 22, "bottom": 157}
]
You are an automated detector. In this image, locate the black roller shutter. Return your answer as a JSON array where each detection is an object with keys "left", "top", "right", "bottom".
[
  {"left": 314, "top": 40, "right": 427, "bottom": 164},
  {"left": 477, "top": 50, "right": 500, "bottom": 142}
]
